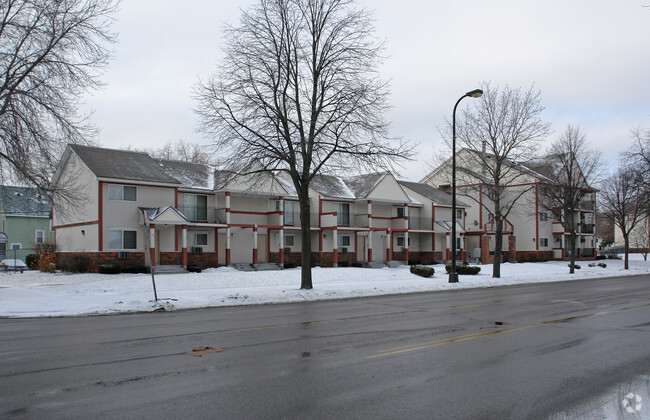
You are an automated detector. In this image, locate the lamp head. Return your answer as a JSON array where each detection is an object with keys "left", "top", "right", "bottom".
[{"left": 467, "top": 89, "right": 483, "bottom": 98}]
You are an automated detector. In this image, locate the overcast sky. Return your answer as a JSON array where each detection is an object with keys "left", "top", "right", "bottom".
[{"left": 83, "top": 0, "right": 650, "bottom": 181}]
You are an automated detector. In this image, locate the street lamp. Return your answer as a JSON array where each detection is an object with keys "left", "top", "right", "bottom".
[{"left": 449, "top": 88, "right": 483, "bottom": 283}]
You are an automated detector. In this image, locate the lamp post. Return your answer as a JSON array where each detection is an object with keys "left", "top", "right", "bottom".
[{"left": 449, "top": 88, "right": 483, "bottom": 283}]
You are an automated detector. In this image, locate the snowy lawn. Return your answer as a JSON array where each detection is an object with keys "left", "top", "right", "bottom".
[{"left": 1, "top": 255, "right": 648, "bottom": 318}]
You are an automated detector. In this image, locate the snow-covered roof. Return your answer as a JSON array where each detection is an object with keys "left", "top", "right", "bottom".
[
  {"left": 310, "top": 174, "right": 355, "bottom": 199},
  {"left": 343, "top": 172, "right": 387, "bottom": 199},
  {"left": 0, "top": 186, "right": 51, "bottom": 217},
  {"left": 398, "top": 180, "right": 470, "bottom": 208},
  {"left": 158, "top": 159, "right": 215, "bottom": 191}
]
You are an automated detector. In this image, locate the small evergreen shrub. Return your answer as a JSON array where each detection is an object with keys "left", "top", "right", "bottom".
[
  {"left": 351, "top": 261, "right": 363, "bottom": 268},
  {"left": 410, "top": 265, "right": 434, "bottom": 278},
  {"left": 98, "top": 263, "right": 121, "bottom": 274},
  {"left": 606, "top": 254, "right": 622, "bottom": 260},
  {"left": 122, "top": 265, "right": 148, "bottom": 274},
  {"left": 595, "top": 255, "right": 606, "bottom": 260},
  {"left": 25, "top": 254, "right": 37, "bottom": 270},
  {"left": 445, "top": 264, "right": 481, "bottom": 275},
  {"left": 338, "top": 261, "right": 349, "bottom": 267},
  {"left": 186, "top": 265, "right": 202, "bottom": 273}
]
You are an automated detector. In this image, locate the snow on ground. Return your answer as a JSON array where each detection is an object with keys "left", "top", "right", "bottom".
[{"left": 1, "top": 255, "right": 648, "bottom": 318}]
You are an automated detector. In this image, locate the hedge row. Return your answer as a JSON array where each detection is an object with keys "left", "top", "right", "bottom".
[
  {"left": 444, "top": 264, "right": 481, "bottom": 275},
  {"left": 410, "top": 265, "right": 434, "bottom": 278}
]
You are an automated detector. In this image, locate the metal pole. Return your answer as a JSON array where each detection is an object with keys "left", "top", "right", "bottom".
[
  {"left": 449, "top": 94, "right": 465, "bottom": 283},
  {"left": 141, "top": 211, "right": 158, "bottom": 302}
]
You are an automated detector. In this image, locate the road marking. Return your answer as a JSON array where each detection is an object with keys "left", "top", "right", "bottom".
[{"left": 367, "top": 302, "right": 650, "bottom": 359}]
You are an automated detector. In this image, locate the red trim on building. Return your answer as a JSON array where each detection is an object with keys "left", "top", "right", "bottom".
[
  {"left": 98, "top": 181, "right": 103, "bottom": 251},
  {"left": 53, "top": 220, "right": 99, "bottom": 230}
]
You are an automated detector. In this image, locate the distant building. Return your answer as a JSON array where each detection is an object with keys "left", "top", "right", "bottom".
[{"left": 0, "top": 186, "right": 54, "bottom": 261}]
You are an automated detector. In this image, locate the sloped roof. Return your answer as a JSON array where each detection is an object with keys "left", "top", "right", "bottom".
[
  {"left": 0, "top": 186, "right": 51, "bottom": 217},
  {"left": 398, "top": 181, "right": 469, "bottom": 208},
  {"left": 343, "top": 172, "right": 387, "bottom": 199},
  {"left": 140, "top": 206, "right": 189, "bottom": 224},
  {"left": 310, "top": 174, "right": 355, "bottom": 199},
  {"left": 158, "top": 159, "right": 215, "bottom": 191},
  {"left": 69, "top": 145, "right": 181, "bottom": 185}
]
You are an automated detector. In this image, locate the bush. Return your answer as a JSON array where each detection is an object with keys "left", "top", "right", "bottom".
[
  {"left": 98, "top": 263, "right": 121, "bottom": 274},
  {"left": 25, "top": 254, "right": 38, "bottom": 270},
  {"left": 186, "top": 265, "right": 202, "bottom": 273},
  {"left": 410, "top": 265, "right": 434, "bottom": 278},
  {"left": 121, "top": 265, "right": 148, "bottom": 274},
  {"left": 606, "top": 254, "right": 622, "bottom": 260},
  {"left": 595, "top": 254, "right": 606, "bottom": 260},
  {"left": 445, "top": 264, "right": 481, "bottom": 275},
  {"left": 58, "top": 254, "right": 92, "bottom": 273},
  {"left": 351, "top": 261, "right": 363, "bottom": 268},
  {"left": 337, "top": 261, "right": 349, "bottom": 267},
  {"left": 598, "top": 262, "right": 607, "bottom": 268},
  {"left": 37, "top": 252, "right": 56, "bottom": 272}
]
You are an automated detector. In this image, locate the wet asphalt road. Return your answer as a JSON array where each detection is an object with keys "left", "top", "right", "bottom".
[{"left": 1, "top": 275, "right": 649, "bottom": 419}]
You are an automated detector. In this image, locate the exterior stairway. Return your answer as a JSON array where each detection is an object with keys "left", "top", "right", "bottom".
[{"left": 153, "top": 265, "right": 188, "bottom": 274}]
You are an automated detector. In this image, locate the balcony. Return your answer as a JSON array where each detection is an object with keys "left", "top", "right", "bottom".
[
  {"left": 408, "top": 217, "right": 434, "bottom": 230},
  {"left": 179, "top": 205, "right": 224, "bottom": 223}
]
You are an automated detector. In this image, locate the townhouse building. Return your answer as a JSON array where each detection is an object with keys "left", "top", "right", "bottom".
[
  {"left": 51, "top": 145, "right": 469, "bottom": 271},
  {"left": 421, "top": 149, "right": 597, "bottom": 262}
]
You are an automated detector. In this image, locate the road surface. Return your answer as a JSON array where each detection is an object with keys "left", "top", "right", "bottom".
[{"left": 1, "top": 275, "right": 649, "bottom": 419}]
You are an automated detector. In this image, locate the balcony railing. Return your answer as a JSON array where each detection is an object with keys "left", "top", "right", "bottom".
[{"left": 179, "top": 206, "right": 224, "bottom": 223}]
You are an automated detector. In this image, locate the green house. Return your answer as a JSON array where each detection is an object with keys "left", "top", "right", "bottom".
[{"left": 0, "top": 186, "right": 53, "bottom": 262}]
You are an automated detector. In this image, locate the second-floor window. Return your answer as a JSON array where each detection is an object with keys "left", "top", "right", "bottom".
[
  {"left": 108, "top": 184, "right": 136, "bottom": 201},
  {"left": 335, "top": 203, "right": 350, "bottom": 226},
  {"left": 35, "top": 230, "right": 44, "bottom": 244},
  {"left": 184, "top": 194, "right": 208, "bottom": 221},
  {"left": 283, "top": 201, "right": 295, "bottom": 225},
  {"left": 456, "top": 209, "right": 463, "bottom": 220},
  {"left": 539, "top": 212, "right": 548, "bottom": 222}
]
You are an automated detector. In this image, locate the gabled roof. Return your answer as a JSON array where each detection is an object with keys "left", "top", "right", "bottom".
[
  {"left": 310, "top": 174, "right": 355, "bottom": 199},
  {"left": 0, "top": 186, "right": 51, "bottom": 217},
  {"left": 398, "top": 181, "right": 470, "bottom": 208},
  {"left": 69, "top": 145, "right": 181, "bottom": 185},
  {"left": 140, "top": 206, "right": 189, "bottom": 224},
  {"left": 344, "top": 172, "right": 388, "bottom": 199}
]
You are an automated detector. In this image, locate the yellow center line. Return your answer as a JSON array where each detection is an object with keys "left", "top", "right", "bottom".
[{"left": 367, "top": 302, "right": 650, "bottom": 359}]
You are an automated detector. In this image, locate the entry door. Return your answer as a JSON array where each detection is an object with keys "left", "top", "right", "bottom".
[{"left": 356, "top": 236, "right": 366, "bottom": 262}]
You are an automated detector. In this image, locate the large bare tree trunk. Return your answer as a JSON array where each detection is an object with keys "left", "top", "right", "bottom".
[
  {"left": 493, "top": 217, "right": 503, "bottom": 278},
  {"left": 569, "top": 232, "right": 576, "bottom": 274},
  {"left": 298, "top": 186, "right": 313, "bottom": 289},
  {"left": 624, "top": 235, "right": 630, "bottom": 270}
]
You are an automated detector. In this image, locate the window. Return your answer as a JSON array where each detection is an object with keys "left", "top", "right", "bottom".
[
  {"left": 195, "top": 233, "right": 208, "bottom": 246},
  {"left": 540, "top": 238, "right": 549, "bottom": 247},
  {"left": 456, "top": 209, "right": 463, "bottom": 220},
  {"left": 397, "top": 207, "right": 406, "bottom": 218},
  {"left": 184, "top": 194, "right": 208, "bottom": 221},
  {"left": 49, "top": 219, "right": 54, "bottom": 232},
  {"left": 539, "top": 212, "right": 548, "bottom": 222},
  {"left": 108, "top": 229, "right": 137, "bottom": 250},
  {"left": 397, "top": 236, "right": 410, "bottom": 247},
  {"left": 10, "top": 243, "right": 22, "bottom": 250},
  {"left": 335, "top": 203, "right": 350, "bottom": 226},
  {"left": 284, "top": 201, "right": 295, "bottom": 226},
  {"left": 337, "top": 235, "right": 351, "bottom": 247},
  {"left": 284, "top": 234, "right": 295, "bottom": 246},
  {"left": 35, "top": 230, "right": 44, "bottom": 244},
  {"left": 108, "top": 184, "right": 136, "bottom": 201}
]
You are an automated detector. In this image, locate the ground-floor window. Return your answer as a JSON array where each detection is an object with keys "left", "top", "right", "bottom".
[
  {"left": 540, "top": 237, "right": 549, "bottom": 247},
  {"left": 108, "top": 229, "right": 137, "bottom": 250},
  {"left": 194, "top": 232, "right": 208, "bottom": 246},
  {"left": 35, "top": 230, "right": 44, "bottom": 244}
]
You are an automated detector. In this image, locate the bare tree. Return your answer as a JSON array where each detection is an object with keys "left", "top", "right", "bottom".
[
  {"left": 536, "top": 125, "right": 603, "bottom": 273},
  {"left": 629, "top": 215, "right": 650, "bottom": 261},
  {"left": 0, "top": 0, "right": 118, "bottom": 207},
  {"left": 600, "top": 168, "right": 649, "bottom": 269},
  {"left": 144, "top": 140, "right": 212, "bottom": 164},
  {"left": 194, "top": 0, "right": 411, "bottom": 289},
  {"left": 452, "top": 82, "right": 551, "bottom": 277},
  {"left": 623, "top": 127, "right": 650, "bottom": 188}
]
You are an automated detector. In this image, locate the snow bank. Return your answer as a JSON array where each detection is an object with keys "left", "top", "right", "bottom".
[{"left": 1, "top": 256, "right": 648, "bottom": 318}]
